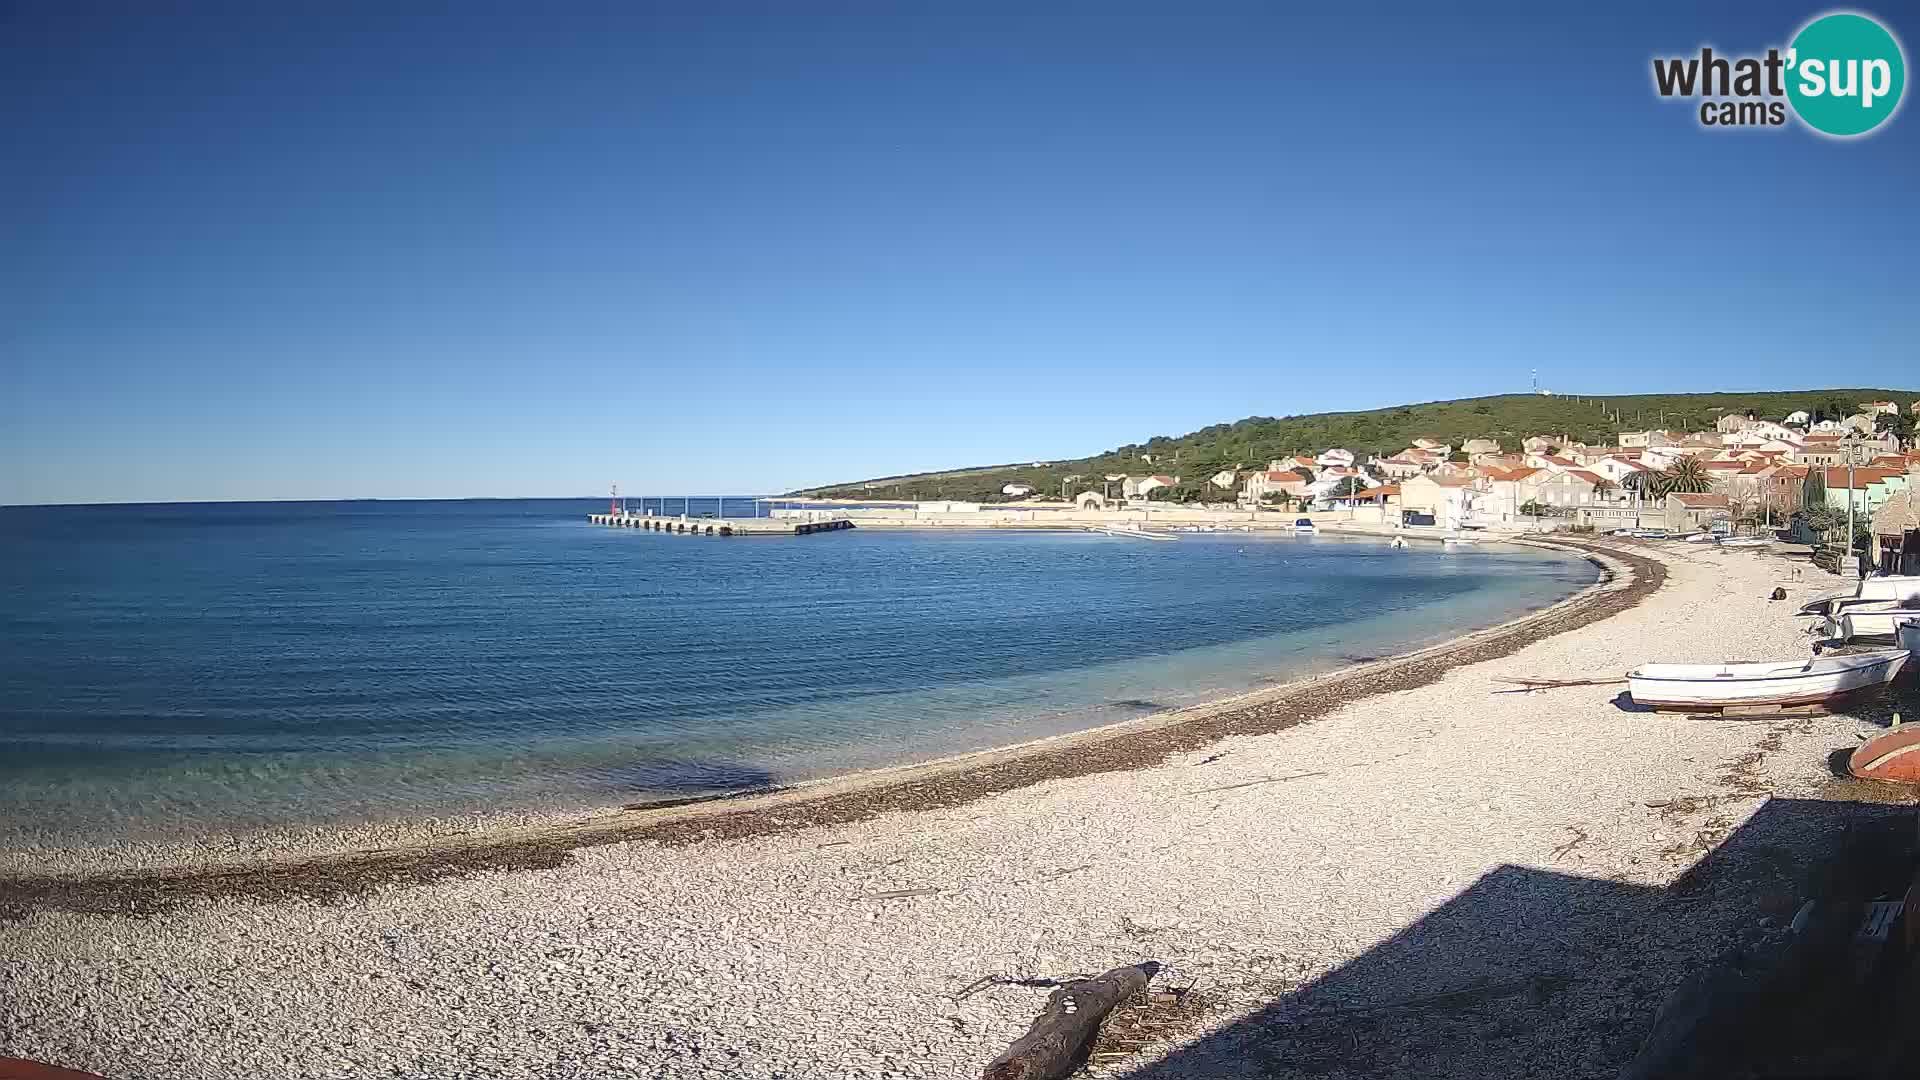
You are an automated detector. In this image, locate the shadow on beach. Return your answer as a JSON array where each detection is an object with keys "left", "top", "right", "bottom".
[{"left": 1115, "top": 796, "right": 1916, "bottom": 1079}]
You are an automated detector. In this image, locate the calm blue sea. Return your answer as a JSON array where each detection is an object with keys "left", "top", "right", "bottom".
[{"left": 0, "top": 500, "right": 1595, "bottom": 849}]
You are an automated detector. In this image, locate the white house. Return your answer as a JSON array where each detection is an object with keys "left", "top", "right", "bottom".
[
  {"left": 1208, "top": 469, "right": 1238, "bottom": 491},
  {"left": 1123, "top": 474, "right": 1177, "bottom": 499},
  {"left": 1001, "top": 483, "right": 1035, "bottom": 497},
  {"left": 1589, "top": 456, "right": 1654, "bottom": 487},
  {"left": 1785, "top": 410, "right": 1810, "bottom": 425},
  {"left": 1304, "top": 465, "right": 1377, "bottom": 503},
  {"left": 1721, "top": 420, "right": 1797, "bottom": 444},
  {"left": 1315, "top": 448, "right": 1356, "bottom": 469}
]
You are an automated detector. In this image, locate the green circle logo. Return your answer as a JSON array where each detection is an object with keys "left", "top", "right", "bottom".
[{"left": 1787, "top": 12, "right": 1906, "bottom": 136}]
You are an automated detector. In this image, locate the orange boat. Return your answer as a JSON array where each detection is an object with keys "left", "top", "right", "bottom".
[{"left": 1849, "top": 724, "right": 1920, "bottom": 784}]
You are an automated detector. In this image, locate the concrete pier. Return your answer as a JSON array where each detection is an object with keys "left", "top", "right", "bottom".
[{"left": 587, "top": 512, "right": 855, "bottom": 537}]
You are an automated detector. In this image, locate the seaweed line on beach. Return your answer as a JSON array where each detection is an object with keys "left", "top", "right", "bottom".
[{"left": 0, "top": 539, "right": 1665, "bottom": 920}]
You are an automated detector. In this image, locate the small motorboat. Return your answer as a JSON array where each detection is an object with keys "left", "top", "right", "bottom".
[
  {"left": 1627, "top": 650, "right": 1909, "bottom": 711},
  {"left": 1825, "top": 603, "right": 1920, "bottom": 643},
  {"left": 1293, "top": 517, "right": 1316, "bottom": 534},
  {"left": 1388, "top": 535, "right": 1408, "bottom": 549},
  {"left": 1720, "top": 537, "right": 1770, "bottom": 548},
  {"left": 1800, "top": 575, "right": 1920, "bottom": 617},
  {"left": 1443, "top": 535, "right": 1479, "bottom": 546},
  {"left": 1849, "top": 722, "right": 1920, "bottom": 783}
]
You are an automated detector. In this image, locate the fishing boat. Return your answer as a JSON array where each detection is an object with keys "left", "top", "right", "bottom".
[
  {"left": 1800, "top": 575, "right": 1920, "bottom": 617},
  {"left": 1901, "top": 618, "right": 1920, "bottom": 655},
  {"left": 1626, "top": 650, "right": 1909, "bottom": 711},
  {"left": 1292, "top": 517, "right": 1316, "bottom": 534},
  {"left": 1720, "top": 537, "right": 1770, "bottom": 548},
  {"left": 1442, "top": 535, "right": 1479, "bottom": 547},
  {"left": 1825, "top": 603, "right": 1920, "bottom": 643}
]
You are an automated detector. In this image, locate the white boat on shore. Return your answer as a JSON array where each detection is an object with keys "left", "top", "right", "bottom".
[
  {"left": 1830, "top": 604, "right": 1920, "bottom": 643},
  {"left": 1799, "top": 575, "right": 1920, "bottom": 617},
  {"left": 1720, "top": 537, "right": 1771, "bottom": 548},
  {"left": 1627, "top": 651, "right": 1909, "bottom": 710}
]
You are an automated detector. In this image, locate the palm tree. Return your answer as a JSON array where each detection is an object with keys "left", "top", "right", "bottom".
[
  {"left": 1590, "top": 476, "right": 1617, "bottom": 501},
  {"left": 1660, "top": 456, "right": 1713, "bottom": 495}
]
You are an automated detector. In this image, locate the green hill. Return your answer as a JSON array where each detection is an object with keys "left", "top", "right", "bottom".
[{"left": 795, "top": 388, "right": 1917, "bottom": 502}]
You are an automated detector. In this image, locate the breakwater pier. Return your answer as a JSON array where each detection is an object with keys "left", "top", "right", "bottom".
[{"left": 587, "top": 511, "right": 855, "bottom": 536}]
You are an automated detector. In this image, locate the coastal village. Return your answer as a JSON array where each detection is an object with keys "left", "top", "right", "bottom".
[
  {"left": 1223, "top": 400, "right": 1919, "bottom": 542},
  {"left": 770, "top": 397, "right": 1920, "bottom": 573}
]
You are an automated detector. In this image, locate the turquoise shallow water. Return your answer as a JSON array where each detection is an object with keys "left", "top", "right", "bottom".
[{"left": 0, "top": 500, "right": 1596, "bottom": 848}]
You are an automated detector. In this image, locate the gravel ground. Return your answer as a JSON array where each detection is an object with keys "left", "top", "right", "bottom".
[{"left": 0, "top": 540, "right": 1906, "bottom": 1079}]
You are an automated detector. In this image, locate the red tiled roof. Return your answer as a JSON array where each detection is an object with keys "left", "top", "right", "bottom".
[
  {"left": 1822, "top": 467, "right": 1901, "bottom": 488},
  {"left": 1670, "top": 493, "right": 1730, "bottom": 507},
  {"left": 1568, "top": 470, "right": 1605, "bottom": 485}
]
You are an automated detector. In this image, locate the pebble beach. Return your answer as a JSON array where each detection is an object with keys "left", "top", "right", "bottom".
[{"left": 1, "top": 538, "right": 1909, "bottom": 1079}]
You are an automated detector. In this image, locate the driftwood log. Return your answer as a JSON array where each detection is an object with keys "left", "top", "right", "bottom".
[{"left": 983, "top": 962, "right": 1160, "bottom": 1080}]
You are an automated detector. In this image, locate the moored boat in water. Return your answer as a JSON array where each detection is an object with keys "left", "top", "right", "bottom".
[{"left": 1627, "top": 650, "right": 1909, "bottom": 710}]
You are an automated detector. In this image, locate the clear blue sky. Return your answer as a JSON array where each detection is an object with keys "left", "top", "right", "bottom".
[{"left": 4, "top": 3, "right": 1916, "bottom": 504}]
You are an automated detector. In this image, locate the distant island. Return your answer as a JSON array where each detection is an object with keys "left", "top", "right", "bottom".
[{"left": 794, "top": 388, "right": 1919, "bottom": 503}]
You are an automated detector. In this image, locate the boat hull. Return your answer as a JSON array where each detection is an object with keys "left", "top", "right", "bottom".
[
  {"left": 1850, "top": 727, "right": 1920, "bottom": 784},
  {"left": 1628, "top": 652, "right": 1909, "bottom": 709},
  {"left": 1829, "top": 606, "right": 1920, "bottom": 642}
]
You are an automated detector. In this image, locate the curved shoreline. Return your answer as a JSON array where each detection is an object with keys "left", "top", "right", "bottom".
[{"left": 0, "top": 538, "right": 1664, "bottom": 919}]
